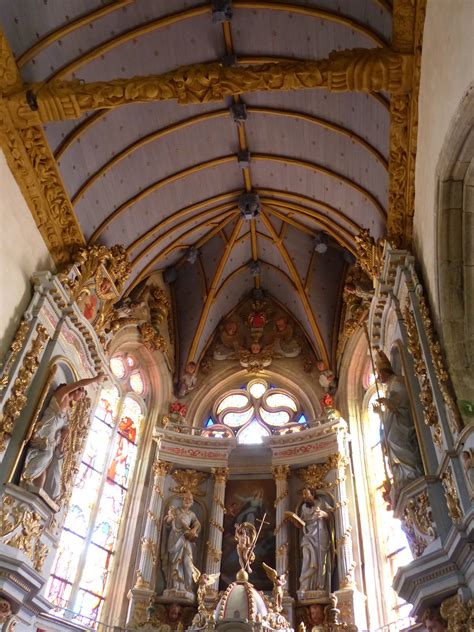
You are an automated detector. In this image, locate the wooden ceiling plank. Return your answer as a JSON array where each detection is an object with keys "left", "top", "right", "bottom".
[{"left": 88, "top": 155, "right": 237, "bottom": 244}]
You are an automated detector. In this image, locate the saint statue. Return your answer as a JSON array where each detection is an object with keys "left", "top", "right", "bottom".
[
  {"left": 286, "top": 488, "right": 333, "bottom": 594},
  {"left": 21, "top": 375, "right": 106, "bottom": 500},
  {"left": 372, "top": 350, "right": 423, "bottom": 502},
  {"left": 234, "top": 522, "right": 257, "bottom": 573},
  {"left": 162, "top": 492, "right": 201, "bottom": 597}
]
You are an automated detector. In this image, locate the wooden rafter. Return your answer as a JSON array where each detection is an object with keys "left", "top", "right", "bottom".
[
  {"left": 187, "top": 218, "right": 245, "bottom": 362},
  {"left": 260, "top": 211, "right": 329, "bottom": 364}
]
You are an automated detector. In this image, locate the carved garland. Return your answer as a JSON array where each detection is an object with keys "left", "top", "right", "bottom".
[
  {"left": 0, "top": 323, "right": 50, "bottom": 451},
  {"left": 441, "top": 467, "right": 463, "bottom": 525}
]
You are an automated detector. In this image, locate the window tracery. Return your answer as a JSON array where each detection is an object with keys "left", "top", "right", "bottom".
[
  {"left": 203, "top": 380, "right": 305, "bottom": 444},
  {"left": 46, "top": 356, "right": 146, "bottom": 627}
]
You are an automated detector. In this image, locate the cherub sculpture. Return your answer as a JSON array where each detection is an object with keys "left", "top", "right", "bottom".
[
  {"left": 191, "top": 565, "right": 219, "bottom": 627},
  {"left": 262, "top": 563, "right": 287, "bottom": 613}
]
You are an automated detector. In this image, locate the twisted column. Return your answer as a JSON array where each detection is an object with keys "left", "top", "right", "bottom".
[
  {"left": 328, "top": 455, "right": 355, "bottom": 589},
  {"left": 272, "top": 465, "right": 290, "bottom": 578},
  {"left": 136, "top": 460, "right": 171, "bottom": 587},
  {"left": 206, "top": 468, "right": 228, "bottom": 591}
]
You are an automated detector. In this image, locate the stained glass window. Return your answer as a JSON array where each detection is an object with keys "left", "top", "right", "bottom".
[
  {"left": 130, "top": 372, "right": 144, "bottom": 395},
  {"left": 46, "top": 383, "right": 146, "bottom": 627},
  {"left": 208, "top": 381, "right": 305, "bottom": 442},
  {"left": 365, "top": 390, "right": 414, "bottom": 627}
]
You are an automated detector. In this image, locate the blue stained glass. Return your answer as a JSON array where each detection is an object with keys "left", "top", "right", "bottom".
[
  {"left": 205, "top": 418, "right": 214, "bottom": 427},
  {"left": 297, "top": 413, "right": 307, "bottom": 424}
]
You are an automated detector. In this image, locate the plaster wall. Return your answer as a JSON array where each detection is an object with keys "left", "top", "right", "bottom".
[
  {"left": 414, "top": 0, "right": 473, "bottom": 321},
  {"left": 0, "top": 150, "right": 53, "bottom": 358}
]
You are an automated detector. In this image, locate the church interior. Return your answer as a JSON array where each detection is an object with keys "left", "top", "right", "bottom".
[{"left": 0, "top": 1, "right": 472, "bottom": 631}]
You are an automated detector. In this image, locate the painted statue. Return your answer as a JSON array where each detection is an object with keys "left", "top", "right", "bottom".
[
  {"left": 287, "top": 488, "right": 333, "bottom": 593},
  {"left": 162, "top": 492, "right": 201, "bottom": 597},
  {"left": 372, "top": 350, "right": 423, "bottom": 502},
  {"left": 262, "top": 563, "right": 288, "bottom": 612},
  {"left": 21, "top": 375, "right": 106, "bottom": 499},
  {"left": 177, "top": 361, "right": 198, "bottom": 398}
]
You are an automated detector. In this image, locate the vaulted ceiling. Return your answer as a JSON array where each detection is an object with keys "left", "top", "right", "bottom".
[{"left": 2, "top": 1, "right": 392, "bottom": 372}]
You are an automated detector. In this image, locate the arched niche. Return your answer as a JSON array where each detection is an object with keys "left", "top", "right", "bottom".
[{"left": 435, "top": 86, "right": 474, "bottom": 420}]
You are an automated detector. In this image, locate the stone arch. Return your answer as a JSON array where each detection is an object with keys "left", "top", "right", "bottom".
[{"left": 435, "top": 85, "right": 474, "bottom": 420}]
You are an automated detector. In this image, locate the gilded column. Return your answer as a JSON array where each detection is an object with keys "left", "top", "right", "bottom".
[
  {"left": 136, "top": 460, "right": 171, "bottom": 587},
  {"left": 205, "top": 467, "right": 228, "bottom": 592},
  {"left": 272, "top": 465, "right": 290, "bottom": 578},
  {"left": 328, "top": 454, "right": 355, "bottom": 589}
]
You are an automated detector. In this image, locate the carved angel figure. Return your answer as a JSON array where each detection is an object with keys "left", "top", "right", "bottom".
[
  {"left": 21, "top": 375, "right": 105, "bottom": 500},
  {"left": 262, "top": 562, "right": 287, "bottom": 613},
  {"left": 191, "top": 565, "right": 220, "bottom": 615}
]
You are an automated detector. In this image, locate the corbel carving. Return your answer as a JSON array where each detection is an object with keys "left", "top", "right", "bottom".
[
  {"left": 402, "top": 491, "right": 436, "bottom": 558},
  {"left": 297, "top": 454, "right": 347, "bottom": 490},
  {"left": 354, "top": 229, "right": 385, "bottom": 284},
  {"left": 440, "top": 595, "right": 472, "bottom": 632}
]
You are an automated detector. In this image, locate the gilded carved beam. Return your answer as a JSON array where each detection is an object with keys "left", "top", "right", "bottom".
[
  {"left": 0, "top": 31, "right": 85, "bottom": 263},
  {"left": 5, "top": 48, "right": 413, "bottom": 128}
]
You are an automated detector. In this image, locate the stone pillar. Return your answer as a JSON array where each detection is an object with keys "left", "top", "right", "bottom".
[
  {"left": 328, "top": 454, "right": 355, "bottom": 589},
  {"left": 127, "top": 459, "right": 171, "bottom": 627},
  {"left": 205, "top": 467, "right": 228, "bottom": 594},
  {"left": 272, "top": 465, "right": 290, "bottom": 578}
]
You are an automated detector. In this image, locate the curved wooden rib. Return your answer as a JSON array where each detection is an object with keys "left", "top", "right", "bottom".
[
  {"left": 54, "top": 111, "right": 105, "bottom": 160},
  {"left": 252, "top": 154, "right": 386, "bottom": 219},
  {"left": 126, "top": 213, "right": 239, "bottom": 296},
  {"left": 70, "top": 106, "right": 387, "bottom": 206},
  {"left": 88, "top": 152, "right": 383, "bottom": 244},
  {"left": 46, "top": 3, "right": 386, "bottom": 82},
  {"left": 262, "top": 203, "right": 356, "bottom": 254},
  {"left": 88, "top": 155, "right": 237, "bottom": 243},
  {"left": 260, "top": 210, "right": 329, "bottom": 364},
  {"left": 256, "top": 188, "right": 361, "bottom": 231},
  {"left": 16, "top": 0, "right": 134, "bottom": 67},
  {"left": 187, "top": 218, "right": 245, "bottom": 362},
  {"left": 71, "top": 109, "right": 228, "bottom": 204},
  {"left": 127, "top": 190, "right": 242, "bottom": 253},
  {"left": 215, "top": 259, "right": 297, "bottom": 299},
  {"left": 146, "top": 209, "right": 238, "bottom": 263}
]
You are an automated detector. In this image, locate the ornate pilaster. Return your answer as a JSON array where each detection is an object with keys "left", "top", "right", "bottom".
[
  {"left": 326, "top": 455, "right": 355, "bottom": 590},
  {"left": 127, "top": 459, "right": 171, "bottom": 627},
  {"left": 272, "top": 465, "right": 290, "bottom": 578},
  {"left": 205, "top": 467, "right": 228, "bottom": 593},
  {"left": 138, "top": 460, "right": 171, "bottom": 588}
]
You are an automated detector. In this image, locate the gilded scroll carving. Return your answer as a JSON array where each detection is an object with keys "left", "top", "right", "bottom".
[
  {"left": 297, "top": 454, "right": 348, "bottom": 490},
  {"left": 417, "top": 294, "right": 463, "bottom": 434},
  {"left": 403, "top": 303, "right": 442, "bottom": 447},
  {"left": 355, "top": 229, "right": 385, "bottom": 283},
  {"left": 0, "top": 324, "right": 49, "bottom": 451},
  {"left": 0, "top": 494, "right": 48, "bottom": 572},
  {"left": 402, "top": 491, "right": 436, "bottom": 558},
  {"left": 440, "top": 595, "right": 472, "bottom": 632},
  {"left": 0, "top": 319, "right": 30, "bottom": 391},
  {"left": 441, "top": 467, "right": 463, "bottom": 525},
  {"left": 170, "top": 469, "right": 208, "bottom": 496}
]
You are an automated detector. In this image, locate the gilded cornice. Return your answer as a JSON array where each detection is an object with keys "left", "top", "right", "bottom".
[{"left": 0, "top": 31, "right": 85, "bottom": 264}]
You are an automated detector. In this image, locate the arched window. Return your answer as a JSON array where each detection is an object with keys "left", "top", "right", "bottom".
[
  {"left": 364, "top": 381, "right": 414, "bottom": 627},
  {"left": 203, "top": 379, "right": 305, "bottom": 443},
  {"left": 46, "top": 357, "right": 146, "bottom": 627}
]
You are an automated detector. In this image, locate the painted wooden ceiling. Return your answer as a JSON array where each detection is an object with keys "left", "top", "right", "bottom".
[{"left": 3, "top": 0, "right": 392, "bottom": 371}]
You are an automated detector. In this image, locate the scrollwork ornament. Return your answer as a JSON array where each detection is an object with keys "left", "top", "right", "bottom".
[
  {"left": 0, "top": 324, "right": 49, "bottom": 451},
  {"left": 170, "top": 468, "right": 208, "bottom": 496},
  {"left": 354, "top": 229, "right": 385, "bottom": 282},
  {"left": 441, "top": 467, "right": 463, "bottom": 525},
  {"left": 272, "top": 465, "right": 290, "bottom": 481}
]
